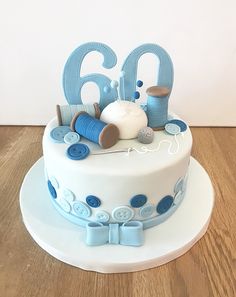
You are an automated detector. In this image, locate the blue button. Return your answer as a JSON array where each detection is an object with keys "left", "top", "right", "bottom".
[
  {"left": 67, "top": 143, "right": 90, "bottom": 160},
  {"left": 86, "top": 195, "right": 101, "bottom": 208},
  {"left": 139, "top": 204, "right": 155, "bottom": 218},
  {"left": 57, "top": 198, "right": 71, "bottom": 213},
  {"left": 112, "top": 206, "right": 134, "bottom": 222},
  {"left": 47, "top": 180, "right": 57, "bottom": 199},
  {"left": 168, "top": 119, "right": 187, "bottom": 132},
  {"left": 156, "top": 195, "right": 174, "bottom": 214},
  {"left": 165, "top": 123, "right": 181, "bottom": 135},
  {"left": 73, "top": 201, "right": 91, "bottom": 218},
  {"left": 130, "top": 194, "right": 147, "bottom": 208},
  {"left": 174, "top": 177, "right": 184, "bottom": 193},
  {"left": 96, "top": 210, "right": 110, "bottom": 223},
  {"left": 50, "top": 126, "right": 72, "bottom": 143},
  {"left": 61, "top": 188, "right": 75, "bottom": 203},
  {"left": 136, "top": 80, "right": 143, "bottom": 87},
  {"left": 64, "top": 131, "right": 80, "bottom": 144}
]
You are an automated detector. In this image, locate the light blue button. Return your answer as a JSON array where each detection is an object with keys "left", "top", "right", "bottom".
[
  {"left": 61, "top": 188, "right": 75, "bottom": 203},
  {"left": 139, "top": 204, "right": 155, "bottom": 218},
  {"left": 57, "top": 198, "right": 71, "bottom": 213},
  {"left": 73, "top": 201, "right": 91, "bottom": 218},
  {"left": 112, "top": 206, "right": 134, "bottom": 222},
  {"left": 174, "top": 177, "right": 184, "bottom": 193},
  {"left": 165, "top": 123, "right": 181, "bottom": 135},
  {"left": 50, "top": 126, "right": 72, "bottom": 143},
  {"left": 174, "top": 191, "right": 183, "bottom": 205},
  {"left": 50, "top": 176, "right": 59, "bottom": 189},
  {"left": 168, "top": 119, "right": 187, "bottom": 132},
  {"left": 64, "top": 131, "right": 80, "bottom": 144},
  {"left": 95, "top": 210, "right": 110, "bottom": 223}
]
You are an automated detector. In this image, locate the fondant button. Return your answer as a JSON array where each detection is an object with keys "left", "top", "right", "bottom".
[
  {"left": 61, "top": 188, "right": 75, "bottom": 203},
  {"left": 57, "top": 198, "right": 71, "bottom": 213},
  {"left": 130, "top": 194, "right": 147, "bottom": 208},
  {"left": 73, "top": 201, "right": 91, "bottom": 218},
  {"left": 47, "top": 180, "right": 57, "bottom": 199},
  {"left": 86, "top": 195, "right": 101, "bottom": 208},
  {"left": 139, "top": 204, "right": 155, "bottom": 218},
  {"left": 112, "top": 206, "right": 134, "bottom": 222},
  {"left": 67, "top": 143, "right": 90, "bottom": 160},
  {"left": 174, "top": 177, "right": 184, "bottom": 193},
  {"left": 50, "top": 176, "right": 59, "bottom": 189},
  {"left": 156, "top": 195, "right": 174, "bottom": 214},
  {"left": 165, "top": 123, "right": 181, "bottom": 135},
  {"left": 174, "top": 191, "right": 183, "bottom": 205},
  {"left": 168, "top": 119, "right": 187, "bottom": 132},
  {"left": 50, "top": 126, "right": 71, "bottom": 143},
  {"left": 95, "top": 210, "right": 110, "bottom": 223},
  {"left": 64, "top": 131, "right": 80, "bottom": 144}
]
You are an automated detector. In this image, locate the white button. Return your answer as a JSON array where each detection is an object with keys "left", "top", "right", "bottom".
[
  {"left": 95, "top": 210, "right": 110, "bottom": 223},
  {"left": 112, "top": 206, "right": 134, "bottom": 222},
  {"left": 61, "top": 188, "right": 75, "bottom": 203},
  {"left": 57, "top": 198, "right": 71, "bottom": 213}
]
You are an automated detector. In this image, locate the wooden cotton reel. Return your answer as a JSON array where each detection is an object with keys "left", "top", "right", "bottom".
[
  {"left": 71, "top": 112, "right": 119, "bottom": 149},
  {"left": 57, "top": 103, "right": 101, "bottom": 126},
  {"left": 146, "top": 86, "right": 171, "bottom": 130}
]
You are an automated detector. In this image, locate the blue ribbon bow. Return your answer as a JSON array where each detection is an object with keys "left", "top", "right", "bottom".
[{"left": 86, "top": 221, "right": 144, "bottom": 246}]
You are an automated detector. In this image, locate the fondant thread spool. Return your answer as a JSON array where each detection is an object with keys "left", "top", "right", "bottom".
[
  {"left": 57, "top": 103, "right": 100, "bottom": 126},
  {"left": 71, "top": 112, "right": 119, "bottom": 149},
  {"left": 146, "top": 86, "right": 170, "bottom": 130}
]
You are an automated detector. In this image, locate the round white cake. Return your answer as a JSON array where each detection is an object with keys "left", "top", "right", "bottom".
[{"left": 43, "top": 115, "right": 192, "bottom": 236}]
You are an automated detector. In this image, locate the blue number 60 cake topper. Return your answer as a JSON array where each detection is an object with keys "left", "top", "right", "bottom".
[
  {"left": 63, "top": 42, "right": 118, "bottom": 110},
  {"left": 63, "top": 42, "right": 174, "bottom": 112}
]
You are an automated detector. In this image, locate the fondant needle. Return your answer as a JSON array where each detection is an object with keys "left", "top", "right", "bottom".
[{"left": 91, "top": 148, "right": 133, "bottom": 155}]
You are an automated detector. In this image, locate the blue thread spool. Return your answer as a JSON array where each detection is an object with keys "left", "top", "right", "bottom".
[
  {"left": 56, "top": 103, "right": 100, "bottom": 126},
  {"left": 71, "top": 112, "right": 119, "bottom": 149},
  {"left": 146, "top": 86, "right": 170, "bottom": 130}
]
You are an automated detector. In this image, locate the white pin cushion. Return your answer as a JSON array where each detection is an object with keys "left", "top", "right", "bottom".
[{"left": 100, "top": 101, "right": 148, "bottom": 139}]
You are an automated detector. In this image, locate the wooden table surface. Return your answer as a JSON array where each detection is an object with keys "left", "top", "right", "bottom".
[{"left": 0, "top": 126, "right": 235, "bottom": 297}]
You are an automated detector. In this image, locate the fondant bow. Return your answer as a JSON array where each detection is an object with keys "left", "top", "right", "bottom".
[{"left": 86, "top": 221, "right": 144, "bottom": 246}]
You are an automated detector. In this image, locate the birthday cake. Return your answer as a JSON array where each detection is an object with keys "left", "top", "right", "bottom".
[{"left": 43, "top": 42, "right": 192, "bottom": 246}]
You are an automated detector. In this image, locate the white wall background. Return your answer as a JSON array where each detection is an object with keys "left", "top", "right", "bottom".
[{"left": 0, "top": 0, "right": 236, "bottom": 126}]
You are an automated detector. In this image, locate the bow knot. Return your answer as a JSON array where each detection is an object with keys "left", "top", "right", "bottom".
[{"left": 86, "top": 221, "right": 144, "bottom": 246}]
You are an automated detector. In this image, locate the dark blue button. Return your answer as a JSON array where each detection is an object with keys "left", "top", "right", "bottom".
[
  {"left": 156, "top": 195, "right": 174, "bottom": 214},
  {"left": 86, "top": 195, "right": 101, "bottom": 208},
  {"left": 136, "top": 80, "right": 143, "bottom": 87},
  {"left": 133, "top": 91, "right": 140, "bottom": 99},
  {"left": 47, "top": 180, "right": 57, "bottom": 198},
  {"left": 50, "top": 126, "right": 72, "bottom": 143},
  {"left": 67, "top": 143, "right": 90, "bottom": 160},
  {"left": 168, "top": 119, "right": 187, "bottom": 132},
  {"left": 130, "top": 194, "right": 147, "bottom": 208}
]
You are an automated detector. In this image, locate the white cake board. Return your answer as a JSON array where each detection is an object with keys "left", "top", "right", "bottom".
[{"left": 20, "top": 157, "right": 214, "bottom": 273}]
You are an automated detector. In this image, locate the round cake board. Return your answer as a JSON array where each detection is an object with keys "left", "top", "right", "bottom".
[{"left": 20, "top": 157, "right": 214, "bottom": 273}]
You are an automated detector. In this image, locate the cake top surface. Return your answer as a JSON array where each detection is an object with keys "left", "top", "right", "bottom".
[{"left": 43, "top": 115, "right": 192, "bottom": 176}]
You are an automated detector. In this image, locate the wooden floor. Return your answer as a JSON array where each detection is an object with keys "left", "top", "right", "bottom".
[{"left": 0, "top": 126, "right": 235, "bottom": 297}]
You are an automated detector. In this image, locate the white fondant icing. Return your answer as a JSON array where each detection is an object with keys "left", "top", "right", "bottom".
[
  {"left": 100, "top": 101, "right": 148, "bottom": 139},
  {"left": 43, "top": 114, "right": 192, "bottom": 225}
]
